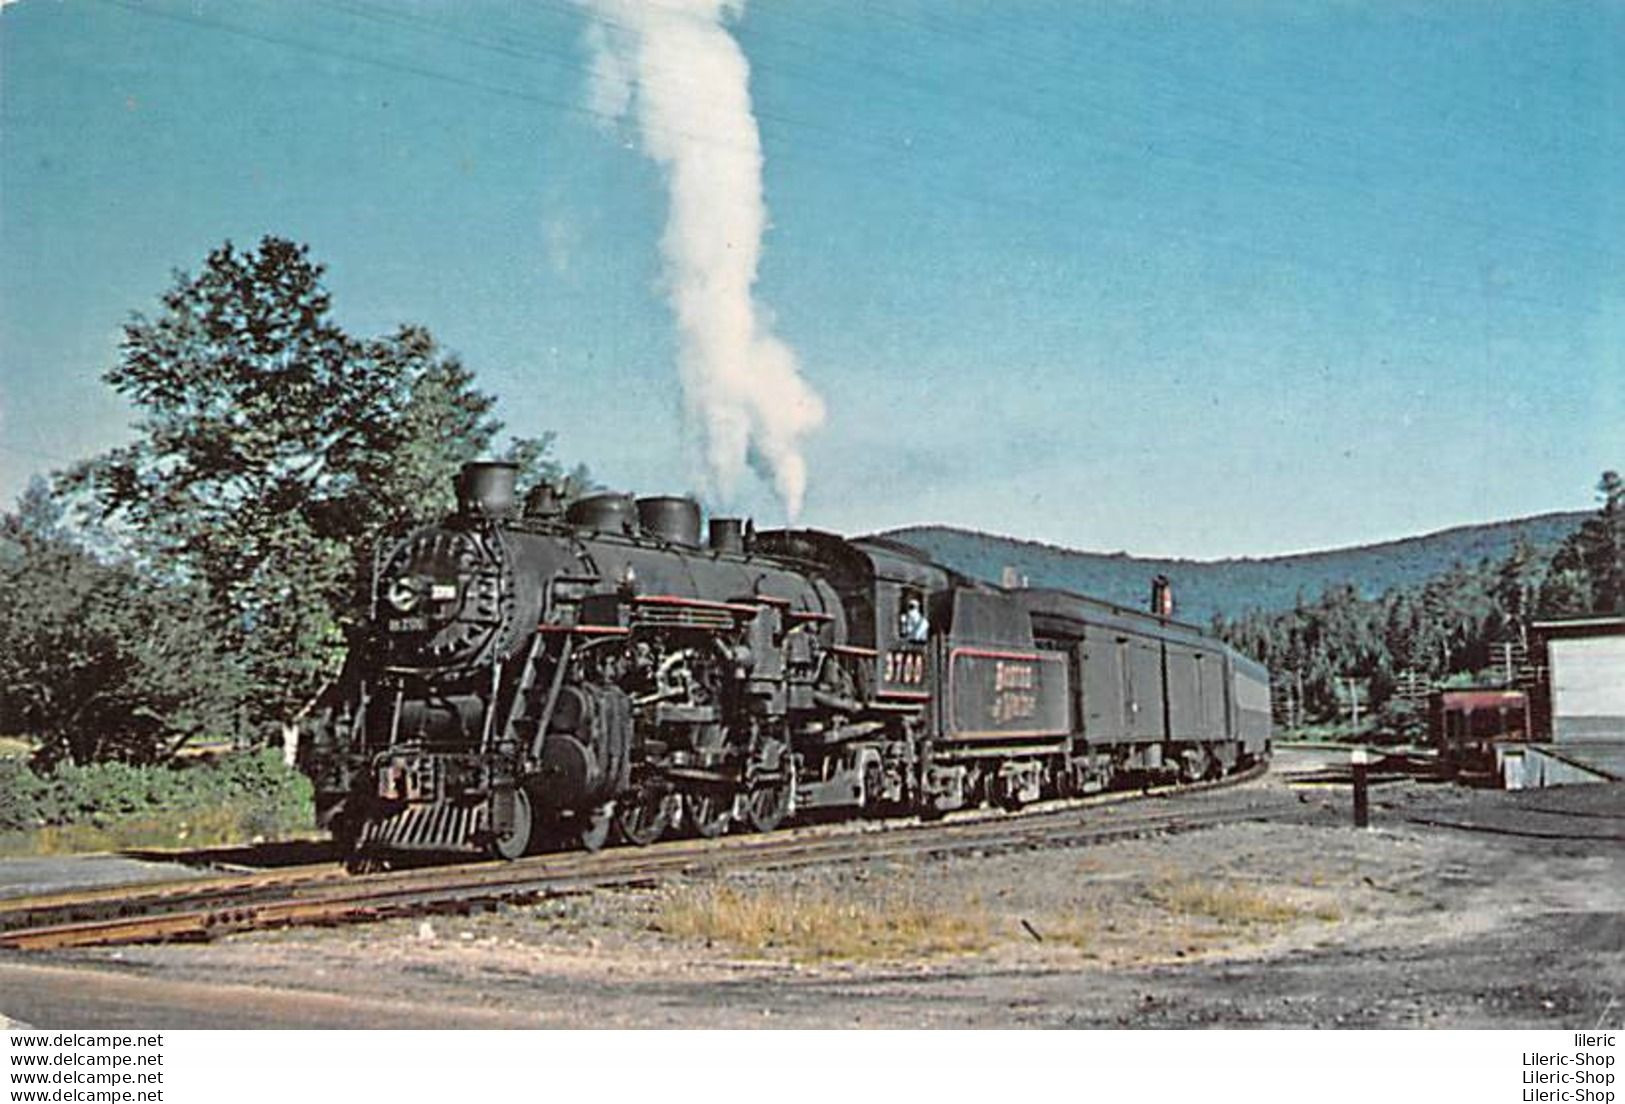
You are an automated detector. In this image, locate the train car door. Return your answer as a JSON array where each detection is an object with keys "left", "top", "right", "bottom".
[
  {"left": 1124, "top": 634, "right": 1165, "bottom": 742},
  {"left": 1165, "top": 645, "right": 1202, "bottom": 740},
  {"left": 1080, "top": 626, "right": 1128, "bottom": 743},
  {"left": 1197, "top": 653, "right": 1227, "bottom": 738}
]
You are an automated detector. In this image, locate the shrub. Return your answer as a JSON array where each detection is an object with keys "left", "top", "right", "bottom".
[
  {"left": 0, "top": 758, "right": 48, "bottom": 832},
  {"left": 0, "top": 749, "right": 312, "bottom": 842}
]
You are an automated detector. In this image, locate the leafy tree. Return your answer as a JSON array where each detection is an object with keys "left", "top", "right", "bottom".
[
  {"left": 1531, "top": 471, "right": 1622, "bottom": 617},
  {"left": 0, "top": 481, "right": 246, "bottom": 765},
  {"left": 1592, "top": 470, "right": 1625, "bottom": 611},
  {"left": 65, "top": 237, "right": 584, "bottom": 731},
  {"left": 1553, "top": 471, "right": 1623, "bottom": 614},
  {"left": 1490, "top": 537, "right": 1541, "bottom": 646}
]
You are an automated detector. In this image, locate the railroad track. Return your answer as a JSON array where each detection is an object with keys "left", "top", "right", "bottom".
[{"left": 0, "top": 764, "right": 1280, "bottom": 951}]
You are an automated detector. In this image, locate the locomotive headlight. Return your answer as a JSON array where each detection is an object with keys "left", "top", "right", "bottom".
[{"left": 386, "top": 576, "right": 423, "bottom": 613}]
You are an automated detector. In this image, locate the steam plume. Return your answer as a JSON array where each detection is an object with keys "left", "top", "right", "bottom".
[{"left": 583, "top": 0, "right": 824, "bottom": 517}]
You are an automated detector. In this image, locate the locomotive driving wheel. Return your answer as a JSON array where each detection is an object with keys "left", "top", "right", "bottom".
[
  {"left": 741, "top": 729, "right": 794, "bottom": 833},
  {"left": 742, "top": 772, "right": 793, "bottom": 833},
  {"left": 684, "top": 787, "right": 733, "bottom": 839},
  {"left": 614, "top": 787, "right": 677, "bottom": 846},
  {"left": 573, "top": 802, "right": 615, "bottom": 852},
  {"left": 489, "top": 787, "right": 535, "bottom": 861}
]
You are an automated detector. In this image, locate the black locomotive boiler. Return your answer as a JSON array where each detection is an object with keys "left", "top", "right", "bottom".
[{"left": 299, "top": 462, "right": 1271, "bottom": 860}]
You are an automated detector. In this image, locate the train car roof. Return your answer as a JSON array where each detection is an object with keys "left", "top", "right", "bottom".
[
  {"left": 1016, "top": 584, "right": 1266, "bottom": 675},
  {"left": 1433, "top": 688, "right": 1529, "bottom": 707},
  {"left": 760, "top": 531, "right": 1267, "bottom": 677},
  {"left": 1015, "top": 585, "right": 1209, "bottom": 638}
]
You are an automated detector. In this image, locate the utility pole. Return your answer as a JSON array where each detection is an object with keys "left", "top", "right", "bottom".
[
  {"left": 1493, "top": 640, "right": 1528, "bottom": 688},
  {"left": 1397, "top": 668, "right": 1430, "bottom": 705},
  {"left": 1351, "top": 747, "right": 1371, "bottom": 829}
]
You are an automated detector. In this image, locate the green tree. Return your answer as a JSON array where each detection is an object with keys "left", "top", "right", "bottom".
[
  {"left": 1538, "top": 470, "right": 1624, "bottom": 616},
  {"left": 1574, "top": 471, "right": 1623, "bottom": 612},
  {"left": 0, "top": 481, "right": 246, "bottom": 765},
  {"left": 66, "top": 237, "right": 582, "bottom": 731},
  {"left": 1491, "top": 537, "right": 1543, "bottom": 647}
]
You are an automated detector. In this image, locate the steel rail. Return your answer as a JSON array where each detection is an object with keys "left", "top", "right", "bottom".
[
  {"left": 0, "top": 763, "right": 1273, "bottom": 951},
  {"left": 0, "top": 763, "right": 1263, "bottom": 933},
  {"left": 0, "top": 864, "right": 352, "bottom": 932}
]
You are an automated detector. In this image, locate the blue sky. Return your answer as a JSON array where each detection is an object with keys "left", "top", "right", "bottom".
[{"left": 1, "top": 0, "right": 1619, "bottom": 557}]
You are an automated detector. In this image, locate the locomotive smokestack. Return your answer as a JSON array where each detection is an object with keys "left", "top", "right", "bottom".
[
  {"left": 1150, "top": 575, "right": 1174, "bottom": 619},
  {"left": 456, "top": 461, "right": 519, "bottom": 520}
]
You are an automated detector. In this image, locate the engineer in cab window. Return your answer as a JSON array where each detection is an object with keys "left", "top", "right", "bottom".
[{"left": 899, "top": 592, "right": 930, "bottom": 643}]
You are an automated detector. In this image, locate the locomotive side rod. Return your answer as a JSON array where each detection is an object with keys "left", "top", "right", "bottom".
[{"left": 0, "top": 763, "right": 1271, "bottom": 951}]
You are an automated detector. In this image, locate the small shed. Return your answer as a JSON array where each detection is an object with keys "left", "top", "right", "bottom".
[
  {"left": 1532, "top": 615, "right": 1625, "bottom": 743},
  {"left": 1430, "top": 688, "right": 1531, "bottom": 748}
]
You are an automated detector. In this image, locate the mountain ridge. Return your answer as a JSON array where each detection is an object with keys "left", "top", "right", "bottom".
[{"left": 875, "top": 510, "right": 1587, "bottom": 625}]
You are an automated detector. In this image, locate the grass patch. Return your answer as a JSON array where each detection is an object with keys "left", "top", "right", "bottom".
[
  {"left": 1026, "top": 910, "right": 1102, "bottom": 952},
  {"left": 0, "top": 736, "right": 35, "bottom": 760},
  {"left": 1145, "top": 877, "right": 1312, "bottom": 926},
  {"left": 653, "top": 882, "right": 992, "bottom": 962}
]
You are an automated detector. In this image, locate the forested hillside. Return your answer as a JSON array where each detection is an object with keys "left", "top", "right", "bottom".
[
  {"left": 887, "top": 475, "right": 1621, "bottom": 732},
  {"left": 882, "top": 512, "right": 1587, "bottom": 626}
]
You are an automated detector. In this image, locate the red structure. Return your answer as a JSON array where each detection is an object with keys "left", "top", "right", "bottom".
[{"left": 1430, "top": 688, "right": 1531, "bottom": 770}]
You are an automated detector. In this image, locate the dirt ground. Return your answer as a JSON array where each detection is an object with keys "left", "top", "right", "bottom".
[{"left": 2, "top": 774, "right": 1621, "bottom": 1029}]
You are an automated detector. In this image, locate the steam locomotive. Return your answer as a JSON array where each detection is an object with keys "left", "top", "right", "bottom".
[{"left": 298, "top": 462, "right": 1271, "bottom": 860}]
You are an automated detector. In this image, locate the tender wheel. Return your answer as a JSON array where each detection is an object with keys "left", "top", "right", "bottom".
[
  {"left": 489, "top": 787, "right": 535, "bottom": 861},
  {"left": 1179, "top": 747, "right": 1213, "bottom": 784},
  {"left": 614, "top": 789, "right": 676, "bottom": 847},
  {"left": 684, "top": 788, "right": 733, "bottom": 839},
  {"left": 861, "top": 757, "right": 887, "bottom": 815}
]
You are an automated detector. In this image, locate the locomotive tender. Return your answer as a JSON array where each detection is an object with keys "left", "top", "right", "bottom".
[{"left": 299, "top": 462, "right": 1271, "bottom": 860}]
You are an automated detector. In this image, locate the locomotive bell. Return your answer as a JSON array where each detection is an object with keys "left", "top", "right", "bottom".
[{"left": 455, "top": 461, "right": 519, "bottom": 520}]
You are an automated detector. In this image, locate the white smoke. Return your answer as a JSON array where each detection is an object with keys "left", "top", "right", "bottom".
[{"left": 582, "top": 0, "right": 824, "bottom": 517}]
